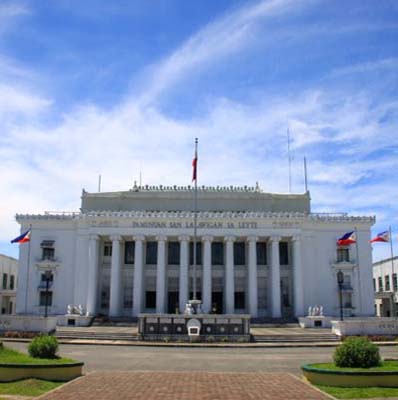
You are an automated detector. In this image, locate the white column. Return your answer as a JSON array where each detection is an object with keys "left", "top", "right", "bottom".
[
  {"left": 109, "top": 235, "right": 122, "bottom": 317},
  {"left": 132, "top": 235, "right": 145, "bottom": 317},
  {"left": 292, "top": 235, "right": 305, "bottom": 317},
  {"left": 247, "top": 236, "right": 258, "bottom": 318},
  {"left": 86, "top": 234, "right": 100, "bottom": 316},
  {"left": 225, "top": 236, "right": 236, "bottom": 314},
  {"left": 202, "top": 235, "right": 213, "bottom": 313},
  {"left": 156, "top": 235, "right": 167, "bottom": 313},
  {"left": 178, "top": 235, "right": 190, "bottom": 312},
  {"left": 270, "top": 236, "right": 282, "bottom": 318}
]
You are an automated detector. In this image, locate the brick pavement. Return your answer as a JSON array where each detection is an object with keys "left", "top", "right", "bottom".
[{"left": 39, "top": 371, "right": 332, "bottom": 400}]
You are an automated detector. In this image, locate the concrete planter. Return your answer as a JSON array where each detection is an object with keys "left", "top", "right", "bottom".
[
  {"left": 0, "top": 361, "right": 84, "bottom": 382},
  {"left": 331, "top": 317, "right": 398, "bottom": 337},
  {"left": 302, "top": 363, "right": 398, "bottom": 387},
  {"left": 0, "top": 315, "right": 58, "bottom": 333}
]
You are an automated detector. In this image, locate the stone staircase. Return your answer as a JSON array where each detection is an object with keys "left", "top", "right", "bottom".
[
  {"left": 55, "top": 328, "right": 140, "bottom": 342},
  {"left": 252, "top": 332, "right": 340, "bottom": 343}
]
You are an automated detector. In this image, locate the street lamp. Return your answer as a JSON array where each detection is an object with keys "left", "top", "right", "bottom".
[
  {"left": 337, "top": 270, "right": 344, "bottom": 321},
  {"left": 43, "top": 270, "right": 52, "bottom": 318}
]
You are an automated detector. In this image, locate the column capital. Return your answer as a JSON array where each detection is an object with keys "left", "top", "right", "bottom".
[
  {"left": 110, "top": 235, "right": 122, "bottom": 242},
  {"left": 269, "top": 235, "right": 281, "bottom": 243},
  {"left": 246, "top": 235, "right": 258, "bottom": 243},
  {"left": 202, "top": 235, "right": 214, "bottom": 242},
  {"left": 224, "top": 235, "right": 236, "bottom": 243},
  {"left": 133, "top": 235, "right": 145, "bottom": 242},
  {"left": 89, "top": 234, "right": 100, "bottom": 241},
  {"left": 155, "top": 235, "right": 168, "bottom": 242},
  {"left": 178, "top": 235, "right": 190, "bottom": 242}
]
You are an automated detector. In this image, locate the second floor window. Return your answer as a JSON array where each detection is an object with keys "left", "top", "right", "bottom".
[
  {"left": 234, "top": 242, "right": 246, "bottom": 265},
  {"left": 385, "top": 275, "right": 391, "bottom": 291},
  {"left": 124, "top": 242, "right": 135, "bottom": 264},
  {"left": 337, "top": 248, "right": 349, "bottom": 263},
  {"left": 42, "top": 247, "right": 55, "bottom": 260},
  {"left": 2, "top": 273, "right": 7, "bottom": 290},
  {"left": 393, "top": 273, "right": 398, "bottom": 291},
  {"left": 189, "top": 242, "right": 202, "bottom": 265},
  {"left": 168, "top": 242, "right": 180, "bottom": 265},
  {"left": 279, "top": 242, "right": 289, "bottom": 265},
  {"left": 103, "top": 243, "right": 112, "bottom": 257},
  {"left": 211, "top": 242, "right": 224, "bottom": 265},
  {"left": 146, "top": 242, "right": 157, "bottom": 265},
  {"left": 10, "top": 275, "right": 15, "bottom": 290},
  {"left": 256, "top": 242, "right": 267, "bottom": 265},
  {"left": 378, "top": 277, "right": 383, "bottom": 292}
]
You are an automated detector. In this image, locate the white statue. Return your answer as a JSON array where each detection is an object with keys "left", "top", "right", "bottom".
[
  {"left": 77, "top": 304, "right": 83, "bottom": 316},
  {"left": 184, "top": 304, "right": 193, "bottom": 315},
  {"left": 319, "top": 305, "right": 324, "bottom": 316},
  {"left": 67, "top": 304, "right": 72, "bottom": 315},
  {"left": 308, "top": 306, "right": 312, "bottom": 316}
]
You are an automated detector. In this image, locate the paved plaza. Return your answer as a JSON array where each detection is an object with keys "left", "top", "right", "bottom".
[{"left": 38, "top": 371, "right": 332, "bottom": 400}]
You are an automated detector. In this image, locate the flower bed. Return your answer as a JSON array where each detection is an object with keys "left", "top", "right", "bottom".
[{"left": 302, "top": 361, "right": 398, "bottom": 387}]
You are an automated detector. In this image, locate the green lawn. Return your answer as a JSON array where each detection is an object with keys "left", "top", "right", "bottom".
[
  {"left": 309, "top": 361, "right": 398, "bottom": 372},
  {"left": 0, "top": 346, "right": 76, "bottom": 365},
  {"left": 316, "top": 385, "right": 398, "bottom": 399},
  {"left": 0, "top": 378, "right": 63, "bottom": 397}
]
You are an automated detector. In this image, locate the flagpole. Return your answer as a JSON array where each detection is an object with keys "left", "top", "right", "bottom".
[
  {"left": 355, "top": 227, "right": 362, "bottom": 315},
  {"left": 24, "top": 225, "right": 32, "bottom": 314},
  {"left": 389, "top": 226, "right": 396, "bottom": 317},
  {"left": 193, "top": 138, "right": 198, "bottom": 302}
]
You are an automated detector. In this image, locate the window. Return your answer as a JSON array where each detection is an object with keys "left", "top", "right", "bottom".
[
  {"left": 234, "top": 242, "right": 246, "bottom": 265},
  {"left": 10, "top": 275, "right": 15, "bottom": 290},
  {"left": 385, "top": 275, "right": 391, "bottom": 291},
  {"left": 373, "top": 278, "right": 376, "bottom": 292},
  {"left": 39, "top": 291, "right": 53, "bottom": 306},
  {"left": 40, "top": 240, "right": 55, "bottom": 261},
  {"left": 234, "top": 292, "right": 245, "bottom": 309},
  {"left": 2, "top": 273, "right": 7, "bottom": 290},
  {"left": 189, "top": 242, "right": 202, "bottom": 265},
  {"left": 42, "top": 247, "right": 55, "bottom": 261},
  {"left": 393, "top": 274, "right": 397, "bottom": 291},
  {"left": 337, "top": 248, "right": 350, "bottom": 262},
  {"left": 41, "top": 272, "right": 54, "bottom": 282},
  {"left": 378, "top": 277, "right": 383, "bottom": 292},
  {"left": 146, "top": 242, "right": 157, "bottom": 265},
  {"left": 103, "top": 242, "right": 112, "bottom": 257},
  {"left": 145, "top": 291, "right": 156, "bottom": 308},
  {"left": 123, "top": 286, "right": 133, "bottom": 308},
  {"left": 279, "top": 242, "right": 289, "bottom": 265},
  {"left": 124, "top": 241, "right": 135, "bottom": 264},
  {"left": 100, "top": 287, "right": 109, "bottom": 308},
  {"left": 256, "top": 242, "right": 267, "bottom": 265},
  {"left": 211, "top": 242, "right": 224, "bottom": 265},
  {"left": 168, "top": 242, "right": 180, "bottom": 265}
]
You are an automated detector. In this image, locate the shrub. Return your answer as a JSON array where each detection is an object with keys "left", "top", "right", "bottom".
[
  {"left": 28, "top": 335, "right": 59, "bottom": 359},
  {"left": 333, "top": 337, "right": 381, "bottom": 368}
]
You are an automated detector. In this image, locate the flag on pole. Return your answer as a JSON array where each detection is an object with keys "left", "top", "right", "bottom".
[
  {"left": 192, "top": 143, "right": 198, "bottom": 182},
  {"left": 11, "top": 229, "right": 31, "bottom": 244},
  {"left": 337, "top": 231, "right": 356, "bottom": 246},
  {"left": 369, "top": 231, "right": 390, "bottom": 243}
]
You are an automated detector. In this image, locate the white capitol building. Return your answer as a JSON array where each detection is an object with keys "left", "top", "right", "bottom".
[{"left": 15, "top": 184, "right": 375, "bottom": 320}]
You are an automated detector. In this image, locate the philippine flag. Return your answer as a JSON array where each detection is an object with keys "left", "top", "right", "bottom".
[
  {"left": 337, "top": 231, "right": 356, "bottom": 246},
  {"left": 369, "top": 231, "right": 390, "bottom": 243},
  {"left": 11, "top": 229, "right": 31, "bottom": 244}
]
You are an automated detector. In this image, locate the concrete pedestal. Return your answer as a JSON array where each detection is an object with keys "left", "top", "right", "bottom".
[
  {"left": 57, "top": 315, "right": 93, "bottom": 327},
  {"left": 298, "top": 316, "right": 333, "bottom": 328}
]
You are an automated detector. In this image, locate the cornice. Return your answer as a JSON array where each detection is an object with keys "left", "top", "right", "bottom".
[{"left": 15, "top": 211, "right": 376, "bottom": 224}]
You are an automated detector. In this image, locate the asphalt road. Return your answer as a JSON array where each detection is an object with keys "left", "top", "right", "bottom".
[{"left": 6, "top": 342, "right": 398, "bottom": 376}]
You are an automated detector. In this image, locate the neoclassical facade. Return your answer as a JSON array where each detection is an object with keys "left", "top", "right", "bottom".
[
  {"left": 15, "top": 185, "right": 375, "bottom": 319},
  {"left": 0, "top": 254, "right": 18, "bottom": 315}
]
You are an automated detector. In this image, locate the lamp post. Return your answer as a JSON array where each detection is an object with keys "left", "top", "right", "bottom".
[
  {"left": 337, "top": 270, "right": 344, "bottom": 321},
  {"left": 44, "top": 270, "right": 52, "bottom": 318}
]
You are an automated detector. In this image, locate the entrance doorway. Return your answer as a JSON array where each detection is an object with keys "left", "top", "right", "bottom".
[
  {"left": 212, "top": 292, "right": 223, "bottom": 314},
  {"left": 168, "top": 292, "right": 179, "bottom": 314}
]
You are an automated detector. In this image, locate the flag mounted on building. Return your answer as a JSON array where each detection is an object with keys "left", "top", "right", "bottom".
[
  {"left": 337, "top": 231, "right": 356, "bottom": 246},
  {"left": 11, "top": 229, "right": 31, "bottom": 244},
  {"left": 192, "top": 138, "right": 198, "bottom": 182},
  {"left": 369, "top": 231, "right": 390, "bottom": 243}
]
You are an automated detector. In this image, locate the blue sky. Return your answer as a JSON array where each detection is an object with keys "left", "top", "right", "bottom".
[{"left": 0, "top": 0, "right": 397, "bottom": 261}]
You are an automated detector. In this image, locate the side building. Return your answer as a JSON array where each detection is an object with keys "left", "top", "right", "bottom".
[
  {"left": 373, "top": 257, "right": 398, "bottom": 317},
  {"left": 14, "top": 185, "right": 375, "bottom": 319},
  {"left": 0, "top": 254, "right": 18, "bottom": 315}
]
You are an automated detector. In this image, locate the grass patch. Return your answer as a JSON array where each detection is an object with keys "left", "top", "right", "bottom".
[
  {"left": 316, "top": 384, "right": 398, "bottom": 399},
  {"left": 309, "top": 361, "right": 398, "bottom": 372},
  {"left": 0, "top": 378, "right": 62, "bottom": 397},
  {"left": 0, "top": 346, "right": 76, "bottom": 365}
]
